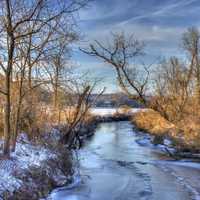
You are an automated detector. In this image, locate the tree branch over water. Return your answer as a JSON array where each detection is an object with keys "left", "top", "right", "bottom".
[{"left": 81, "top": 32, "right": 150, "bottom": 105}]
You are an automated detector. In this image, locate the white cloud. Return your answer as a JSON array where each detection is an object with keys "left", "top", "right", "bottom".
[
  {"left": 74, "top": 0, "right": 200, "bottom": 92},
  {"left": 79, "top": 0, "right": 134, "bottom": 21},
  {"left": 152, "top": 0, "right": 198, "bottom": 17}
]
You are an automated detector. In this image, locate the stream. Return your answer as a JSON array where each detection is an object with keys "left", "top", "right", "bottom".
[{"left": 49, "top": 121, "right": 200, "bottom": 200}]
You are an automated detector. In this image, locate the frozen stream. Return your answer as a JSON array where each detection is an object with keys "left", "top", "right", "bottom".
[{"left": 49, "top": 121, "right": 200, "bottom": 200}]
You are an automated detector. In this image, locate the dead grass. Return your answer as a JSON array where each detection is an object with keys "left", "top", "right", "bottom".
[
  {"left": 177, "top": 116, "right": 200, "bottom": 149},
  {"left": 132, "top": 109, "right": 175, "bottom": 135},
  {"left": 131, "top": 109, "right": 200, "bottom": 151}
]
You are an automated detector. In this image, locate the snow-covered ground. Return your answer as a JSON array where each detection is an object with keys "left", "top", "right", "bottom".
[
  {"left": 138, "top": 133, "right": 200, "bottom": 170},
  {"left": 135, "top": 133, "right": 176, "bottom": 154},
  {"left": 0, "top": 134, "right": 58, "bottom": 198},
  {"left": 90, "top": 107, "right": 143, "bottom": 116}
]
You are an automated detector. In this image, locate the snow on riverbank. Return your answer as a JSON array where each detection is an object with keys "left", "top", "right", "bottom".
[
  {"left": 0, "top": 134, "right": 60, "bottom": 198},
  {"left": 135, "top": 130, "right": 176, "bottom": 154},
  {"left": 90, "top": 108, "right": 143, "bottom": 116},
  {"left": 135, "top": 129, "right": 200, "bottom": 200}
]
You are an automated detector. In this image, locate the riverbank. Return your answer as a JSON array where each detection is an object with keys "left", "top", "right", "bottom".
[
  {"left": 48, "top": 121, "right": 200, "bottom": 200},
  {"left": 0, "top": 110, "right": 132, "bottom": 200},
  {"left": 46, "top": 109, "right": 200, "bottom": 200},
  {"left": 131, "top": 109, "right": 200, "bottom": 159},
  {"left": 0, "top": 131, "right": 73, "bottom": 200},
  {"left": 3, "top": 107, "right": 198, "bottom": 199}
]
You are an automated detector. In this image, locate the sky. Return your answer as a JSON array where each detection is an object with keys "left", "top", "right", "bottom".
[{"left": 72, "top": 0, "right": 200, "bottom": 93}]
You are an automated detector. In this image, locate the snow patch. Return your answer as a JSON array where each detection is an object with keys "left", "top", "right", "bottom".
[
  {"left": 0, "top": 132, "right": 58, "bottom": 197},
  {"left": 90, "top": 108, "right": 144, "bottom": 116}
]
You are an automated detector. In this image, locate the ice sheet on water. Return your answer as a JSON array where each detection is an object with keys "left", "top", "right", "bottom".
[{"left": 156, "top": 160, "right": 200, "bottom": 200}]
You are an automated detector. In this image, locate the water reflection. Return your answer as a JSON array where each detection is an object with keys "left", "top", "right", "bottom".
[{"left": 49, "top": 121, "right": 194, "bottom": 200}]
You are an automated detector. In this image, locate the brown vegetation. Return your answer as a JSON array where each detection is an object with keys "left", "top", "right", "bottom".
[
  {"left": 132, "top": 109, "right": 200, "bottom": 152},
  {"left": 132, "top": 109, "right": 175, "bottom": 135}
]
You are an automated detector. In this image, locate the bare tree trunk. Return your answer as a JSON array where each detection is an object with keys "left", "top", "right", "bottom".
[
  {"left": 196, "top": 64, "right": 200, "bottom": 104},
  {"left": 28, "top": 65, "right": 32, "bottom": 89},
  {"left": 12, "top": 77, "right": 24, "bottom": 152},
  {"left": 3, "top": 74, "right": 11, "bottom": 156},
  {"left": 3, "top": 0, "right": 15, "bottom": 156},
  {"left": 12, "top": 101, "right": 21, "bottom": 152},
  {"left": 54, "top": 63, "right": 59, "bottom": 109},
  {"left": 53, "top": 82, "right": 58, "bottom": 110},
  {"left": 58, "top": 109, "right": 61, "bottom": 124}
]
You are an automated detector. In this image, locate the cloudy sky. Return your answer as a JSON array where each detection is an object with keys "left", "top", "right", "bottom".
[{"left": 72, "top": 0, "right": 200, "bottom": 93}]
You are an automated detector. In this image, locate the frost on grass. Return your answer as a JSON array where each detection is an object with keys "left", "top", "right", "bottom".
[{"left": 0, "top": 133, "right": 58, "bottom": 197}]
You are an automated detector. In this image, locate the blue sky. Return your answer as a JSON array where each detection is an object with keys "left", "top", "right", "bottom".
[{"left": 72, "top": 0, "right": 200, "bottom": 93}]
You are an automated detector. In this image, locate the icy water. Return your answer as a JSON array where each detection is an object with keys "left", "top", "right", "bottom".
[{"left": 49, "top": 121, "right": 200, "bottom": 200}]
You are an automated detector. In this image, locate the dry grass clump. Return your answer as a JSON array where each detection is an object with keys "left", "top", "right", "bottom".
[
  {"left": 132, "top": 109, "right": 175, "bottom": 135},
  {"left": 177, "top": 116, "right": 200, "bottom": 149},
  {"left": 132, "top": 109, "right": 200, "bottom": 151}
]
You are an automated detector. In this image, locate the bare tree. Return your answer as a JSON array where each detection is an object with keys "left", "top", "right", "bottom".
[
  {"left": 0, "top": 0, "right": 90, "bottom": 156},
  {"left": 152, "top": 57, "right": 191, "bottom": 122},
  {"left": 44, "top": 34, "right": 78, "bottom": 110},
  {"left": 81, "top": 32, "right": 150, "bottom": 105},
  {"left": 182, "top": 27, "right": 200, "bottom": 103},
  {"left": 61, "top": 80, "right": 105, "bottom": 148}
]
